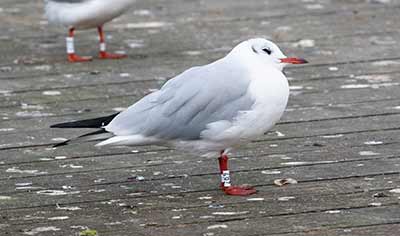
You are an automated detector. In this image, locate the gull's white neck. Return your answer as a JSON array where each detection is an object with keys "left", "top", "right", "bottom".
[{"left": 222, "top": 49, "right": 290, "bottom": 138}]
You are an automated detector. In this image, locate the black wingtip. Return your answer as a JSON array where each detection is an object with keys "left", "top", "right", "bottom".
[
  {"left": 50, "top": 112, "right": 120, "bottom": 129},
  {"left": 50, "top": 124, "right": 65, "bottom": 128}
]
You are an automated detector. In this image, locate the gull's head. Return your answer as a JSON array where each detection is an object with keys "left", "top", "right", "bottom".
[{"left": 230, "top": 38, "right": 308, "bottom": 71}]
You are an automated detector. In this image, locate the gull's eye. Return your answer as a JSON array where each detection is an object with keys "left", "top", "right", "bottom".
[{"left": 262, "top": 47, "right": 272, "bottom": 55}]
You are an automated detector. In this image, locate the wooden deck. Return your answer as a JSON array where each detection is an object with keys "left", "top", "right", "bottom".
[{"left": 1, "top": 0, "right": 400, "bottom": 235}]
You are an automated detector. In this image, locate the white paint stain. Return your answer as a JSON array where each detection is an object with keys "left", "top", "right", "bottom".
[
  {"left": 0, "top": 128, "right": 15, "bottom": 132},
  {"left": 16, "top": 186, "right": 42, "bottom": 190},
  {"left": 23, "top": 227, "right": 60, "bottom": 235},
  {"left": 364, "top": 141, "right": 383, "bottom": 145},
  {"left": 60, "top": 164, "right": 83, "bottom": 169},
  {"left": 48, "top": 216, "right": 69, "bottom": 220},
  {"left": 70, "top": 225, "right": 87, "bottom": 230},
  {"left": 289, "top": 85, "right": 303, "bottom": 90},
  {"left": 341, "top": 82, "right": 399, "bottom": 89},
  {"left": 6, "top": 167, "right": 47, "bottom": 175},
  {"left": 15, "top": 182, "right": 32, "bottom": 187},
  {"left": 21, "top": 103, "right": 44, "bottom": 110},
  {"left": 200, "top": 215, "right": 215, "bottom": 219},
  {"left": 212, "top": 211, "right": 249, "bottom": 216},
  {"left": 277, "top": 196, "right": 296, "bottom": 201},
  {"left": 246, "top": 197, "right": 265, "bottom": 201},
  {"left": 340, "top": 84, "right": 370, "bottom": 89},
  {"left": 112, "top": 107, "right": 127, "bottom": 112},
  {"left": 275, "top": 26, "right": 292, "bottom": 32},
  {"left": 62, "top": 185, "right": 75, "bottom": 190},
  {"left": 261, "top": 170, "right": 281, "bottom": 175},
  {"left": 56, "top": 205, "right": 81, "bottom": 211},
  {"left": 90, "top": 189, "right": 106, "bottom": 193},
  {"left": 42, "top": 91, "right": 61, "bottom": 96},
  {"left": 52, "top": 137, "right": 68, "bottom": 142},
  {"left": 0, "top": 90, "right": 12, "bottom": 95},
  {"left": 369, "top": 202, "right": 382, "bottom": 207},
  {"left": 136, "top": 176, "right": 145, "bottom": 181},
  {"left": 305, "top": 4, "right": 324, "bottom": 9},
  {"left": 125, "top": 22, "right": 171, "bottom": 29},
  {"left": 275, "top": 131, "right": 285, "bottom": 137},
  {"left": 182, "top": 50, "right": 203, "bottom": 56},
  {"left": 389, "top": 188, "right": 400, "bottom": 194},
  {"left": 119, "top": 73, "right": 130, "bottom": 77},
  {"left": 126, "top": 40, "right": 145, "bottom": 49},
  {"left": 204, "top": 233, "right": 215, "bottom": 236},
  {"left": 355, "top": 74, "right": 392, "bottom": 83},
  {"left": 148, "top": 88, "right": 159, "bottom": 93},
  {"left": 104, "top": 221, "right": 122, "bottom": 226},
  {"left": 322, "top": 134, "right": 343, "bottom": 138},
  {"left": 133, "top": 9, "right": 152, "bottom": 16},
  {"left": 371, "top": 60, "right": 400, "bottom": 66},
  {"left": 37, "top": 190, "right": 80, "bottom": 196},
  {"left": 207, "top": 224, "right": 228, "bottom": 230},
  {"left": 0, "top": 196, "right": 12, "bottom": 200},
  {"left": 54, "top": 156, "right": 67, "bottom": 160},
  {"left": 328, "top": 66, "right": 339, "bottom": 71},
  {"left": 34, "top": 65, "right": 52, "bottom": 71},
  {"left": 370, "top": 36, "right": 396, "bottom": 45},
  {"left": 292, "top": 39, "right": 315, "bottom": 48},
  {"left": 198, "top": 196, "right": 213, "bottom": 200},
  {"left": 94, "top": 178, "right": 105, "bottom": 183},
  {"left": 16, "top": 111, "right": 53, "bottom": 117},
  {"left": 172, "top": 208, "right": 187, "bottom": 212},
  {"left": 359, "top": 151, "right": 379, "bottom": 156},
  {"left": 280, "top": 161, "right": 309, "bottom": 166},
  {"left": 325, "top": 210, "right": 341, "bottom": 214}
]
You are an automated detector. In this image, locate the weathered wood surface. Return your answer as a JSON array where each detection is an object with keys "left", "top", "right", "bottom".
[{"left": 1, "top": 0, "right": 400, "bottom": 235}]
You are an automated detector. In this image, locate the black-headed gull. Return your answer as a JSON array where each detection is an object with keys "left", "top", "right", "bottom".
[
  {"left": 51, "top": 38, "right": 308, "bottom": 195},
  {"left": 45, "top": 0, "right": 134, "bottom": 62}
]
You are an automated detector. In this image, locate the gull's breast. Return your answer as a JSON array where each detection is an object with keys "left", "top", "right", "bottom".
[{"left": 232, "top": 68, "right": 290, "bottom": 140}]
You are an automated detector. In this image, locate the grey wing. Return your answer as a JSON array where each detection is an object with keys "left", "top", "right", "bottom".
[{"left": 106, "top": 65, "right": 255, "bottom": 140}]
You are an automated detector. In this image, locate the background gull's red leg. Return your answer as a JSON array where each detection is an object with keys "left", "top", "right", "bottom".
[
  {"left": 98, "top": 26, "right": 127, "bottom": 59},
  {"left": 67, "top": 28, "right": 92, "bottom": 63}
]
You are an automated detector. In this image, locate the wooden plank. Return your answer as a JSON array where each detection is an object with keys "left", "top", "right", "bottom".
[
  {"left": 1, "top": 169, "right": 399, "bottom": 235},
  {"left": 1, "top": 149, "right": 399, "bottom": 209}
]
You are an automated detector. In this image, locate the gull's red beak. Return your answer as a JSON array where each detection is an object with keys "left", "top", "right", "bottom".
[{"left": 280, "top": 57, "right": 308, "bottom": 64}]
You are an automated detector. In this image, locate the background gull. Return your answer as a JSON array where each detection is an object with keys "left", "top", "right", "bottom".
[
  {"left": 51, "top": 38, "right": 308, "bottom": 196},
  {"left": 45, "top": 0, "right": 135, "bottom": 62}
]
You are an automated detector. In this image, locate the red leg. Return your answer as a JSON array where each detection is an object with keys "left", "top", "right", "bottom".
[
  {"left": 97, "top": 26, "right": 127, "bottom": 59},
  {"left": 67, "top": 28, "right": 92, "bottom": 63},
  {"left": 218, "top": 151, "right": 257, "bottom": 196}
]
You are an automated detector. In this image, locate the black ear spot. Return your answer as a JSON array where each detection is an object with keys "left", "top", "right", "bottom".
[{"left": 262, "top": 48, "right": 272, "bottom": 55}]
